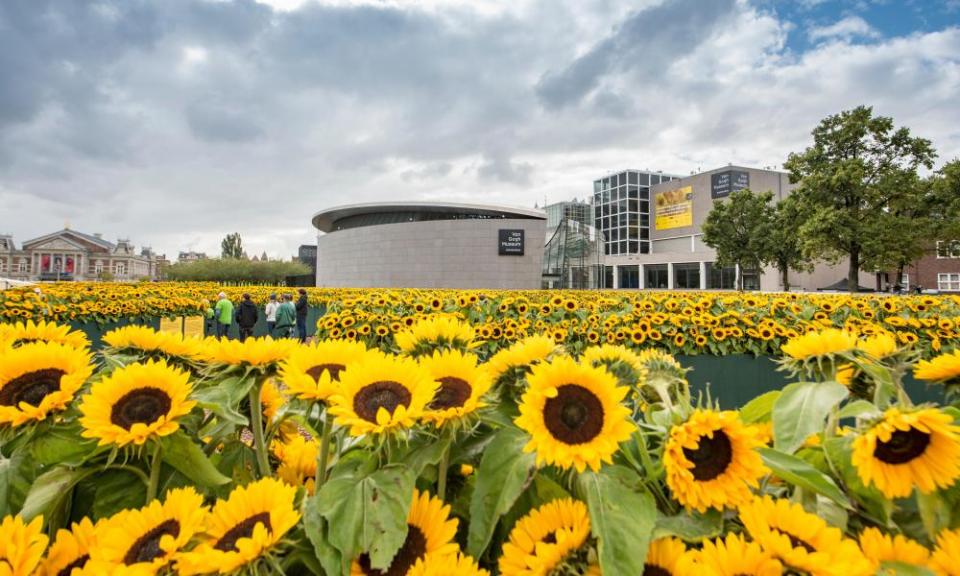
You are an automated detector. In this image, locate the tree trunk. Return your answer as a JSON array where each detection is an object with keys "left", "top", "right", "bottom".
[
  {"left": 896, "top": 261, "right": 906, "bottom": 290},
  {"left": 780, "top": 265, "right": 790, "bottom": 292},
  {"left": 737, "top": 263, "right": 744, "bottom": 291},
  {"left": 848, "top": 245, "right": 860, "bottom": 293}
]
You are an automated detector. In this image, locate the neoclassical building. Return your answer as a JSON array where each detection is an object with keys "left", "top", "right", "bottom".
[{"left": 0, "top": 228, "right": 164, "bottom": 282}]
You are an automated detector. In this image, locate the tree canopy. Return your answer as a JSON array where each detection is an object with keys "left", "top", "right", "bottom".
[
  {"left": 701, "top": 189, "right": 771, "bottom": 291},
  {"left": 164, "top": 258, "right": 310, "bottom": 284},
  {"left": 221, "top": 233, "right": 244, "bottom": 260}
]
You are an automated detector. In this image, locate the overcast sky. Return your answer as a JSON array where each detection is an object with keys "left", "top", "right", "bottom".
[{"left": 1, "top": 0, "right": 958, "bottom": 260}]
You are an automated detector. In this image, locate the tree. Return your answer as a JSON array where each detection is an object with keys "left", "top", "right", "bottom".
[
  {"left": 221, "top": 233, "right": 244, "bottom": 260},
  {"left": 702, "top": 189, "right": 772, "bottom": 291},
  {"left": 784, "top": 106, "right": 936, "bottom": 292},
  {"left": 164, "top": 258, "right": 310, "bottom": 284},
  {"left": 760, "top": 195, "right": 813, "bottom": 292},
  {"left": 930, "top": 159, "right": 960, "bottom": 242}
]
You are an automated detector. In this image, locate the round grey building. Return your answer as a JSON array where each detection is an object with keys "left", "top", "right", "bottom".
[{"left": 311, "top": 201, "right": 546, "bottom": 289}]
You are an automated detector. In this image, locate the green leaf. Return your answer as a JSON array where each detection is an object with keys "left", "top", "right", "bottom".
[
  {"left": 653, "top": 509, "right": 723, "bottom": 542},
  {"left": 466, "top": 426, "right": 536, "bottom": 558},
  {"left": 20, "top": 466, "right": 93, "bottom": 521},
  {"left": 758, "top": 447, "right": 852, "bottom": 509},
  {"left": 838, "top": 399, "right": 880, "bottom": 420},
  {"left": 739, "top": 390, "right": 781, "bottom": 424},
  {"left": 773, "top": 381, "right": 848, "bottom": 454},
  {"left": 578, "top": 465, "right": 657, "bottom": 576},
  {"left": 822, "top": 436, "right": 890, "bottom": 524},
  {"left": 879, "top": 562, "right": 935, "bottom": 576},
  {"left": 193, "top": 377, "right": 253, "bottom": 426},
  {"left": 0, "top": 451, "right": 34, "bottom": 517},
  {"left": 403, "top": 433, "right": 453, "bottom": 477},
  {"left": 303, "top": 491, "right": 344, "bottom": 576},
  {"left": 160, "top": 432, "right": 231, "bottom": 488},
  {"left": 91, "top": 469, "right": 147, "bottom": 519},
  {"left": 315, "top": 464, "right": 415, "bottom": 573},
  {"left": 30, "top": 425, "right": 98, "bottom": 467}
]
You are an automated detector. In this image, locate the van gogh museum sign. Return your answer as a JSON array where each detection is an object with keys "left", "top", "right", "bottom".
[{"left": 498, "top": 229, "right": 525, "bottom": 255}]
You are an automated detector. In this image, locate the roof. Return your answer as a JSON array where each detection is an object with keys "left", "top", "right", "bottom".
[
  {"left": 22, "top": 229, "right": 116, "bottom": 250},
  {"left": 312, "top": 201, "right": 546, "bottom": 233}
]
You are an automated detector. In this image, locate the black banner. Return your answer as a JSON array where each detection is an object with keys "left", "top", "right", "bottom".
[
  {"left": 498, "top": 229, "right": 525, "bottom": 255},
  {"left": 711, "top": 170, "right": 750, "bottom": 199}
]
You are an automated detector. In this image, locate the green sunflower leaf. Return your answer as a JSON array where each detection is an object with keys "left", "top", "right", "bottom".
[
  {"left": 773, "top": 381, "right": 848, "bottom": 454},
  {"left": 758, "top": 447, "right": 852, "bottom": 509},
  {"left": 160, "top": 431, "right": 231, "bottom": 488},
  {"left": 579, "top": 465, "right": 656, "bottom": 575}
]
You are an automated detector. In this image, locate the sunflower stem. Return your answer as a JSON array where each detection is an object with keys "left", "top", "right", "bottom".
[
  {"left": 317, "top": 410, "right": 335, "bottom": 489},
  {"left": 437, "top": 444, "right": 450, "bottom": 501},
  {"left": 249, "top": 379, "right": 272, "bottom": 478},
  {"left": 146, "top": 442, "right": 163, "bottom": 503}
]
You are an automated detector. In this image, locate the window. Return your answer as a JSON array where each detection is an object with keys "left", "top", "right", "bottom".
[
  {"left": 707, "top": 263, "right": 736, "bottom": 289},
  {"left": 645, "top": 264, "right": 668, "bottom": 289},
  {"left": 115, "top": 262, "right": 126, "bottom": 276},
  {"left": 0, "top": 259, "right": 5, "bottom": 272},
  {"left": 938, "top": 273, "right": 960, "bottom": 291},
  {"left": 936, "top": 241, "right": 960, "bottom": 259},
  {"left": 94, "top": 261, "right": 103, "bottom": 274},
  {"left": 18, "top": 261, "right": 27, "bottom": 272},
  {"left": 674, "top": 263, "right": 701, "bottom": 289},
  {"left": 618, "top": 265, "right": 639, "bottom": 289}
]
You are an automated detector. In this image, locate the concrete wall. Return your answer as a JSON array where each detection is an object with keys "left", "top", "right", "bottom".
[{"left": 315, "top": 218, "right": 545, "bottom": 289}]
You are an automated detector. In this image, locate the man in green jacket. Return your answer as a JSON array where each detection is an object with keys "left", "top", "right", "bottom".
[
  {"left": 214, "top": 292, "right": 234, "bottom": 339},
  {"left": 273, "top": 293, "right": 296, "bottom": 339}
]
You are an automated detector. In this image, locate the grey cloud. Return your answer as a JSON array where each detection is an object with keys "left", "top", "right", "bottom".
[
  {"left": 186, "top": 100, "right": 265, "bottom": 143},
  {"left": 535, "top": 0, "right": 737, "bottom": 109},
  {"left": 477, "top": 153, "right": 534, "bottom": 186}
]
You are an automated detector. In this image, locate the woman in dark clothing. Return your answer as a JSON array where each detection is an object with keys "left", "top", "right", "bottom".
[
  {"left": 236, "top": 293, "right": 259, "bottom": 341},
  {"left": 295, "top": 288, "right": 309, "bottom": 343}
]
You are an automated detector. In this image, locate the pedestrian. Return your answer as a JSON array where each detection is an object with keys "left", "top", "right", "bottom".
[
  {"left": 214, "top": 292, "right": 234, "bottom": 339},
  {"left": 201, "top": 299, "right": 215, "bottom": 337},
  {"left": 236, "top": 293, "right": 258, "bottom": 342},
  {"left": 295, "top": 288, "right": 309, "bottom": 343},
  {"left": 265, "top": 293, "right": 279, "bottom": 335},
  {"left": 274, "top": 293, "right": 297, "bottom": 339}
]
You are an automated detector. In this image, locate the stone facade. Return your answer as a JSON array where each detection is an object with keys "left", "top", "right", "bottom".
[{"left": 0, "top": 229, "right": 163, "bottom": 282}]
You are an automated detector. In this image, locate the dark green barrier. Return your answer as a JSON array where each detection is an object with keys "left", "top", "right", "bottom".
[
  {"left": 678, "top": 354, "right": 942, "bottom": 409},
  {"left": 70, "top": 317, "right": 161, "bottom": 350}
]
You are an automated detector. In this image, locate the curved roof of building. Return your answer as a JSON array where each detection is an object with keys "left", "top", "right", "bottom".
[{"left": 312, "top": 201, "right": 546, "bottom": 233}]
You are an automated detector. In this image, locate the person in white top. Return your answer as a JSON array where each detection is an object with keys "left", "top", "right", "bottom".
[{"left": 264, "top": 293, "right": 280, "bottom": 335}]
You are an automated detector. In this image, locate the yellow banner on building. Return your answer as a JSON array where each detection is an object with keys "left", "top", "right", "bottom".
[{"left": 654, "top": 186, "right": 693, "bottom": 230}]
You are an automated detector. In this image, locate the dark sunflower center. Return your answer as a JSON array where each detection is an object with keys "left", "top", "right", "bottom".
[
  {"left": 123, "top": 519, "right": 180, "bottom": 564},
  {"left": 542, "top": 384, "right": 604, "bottom": 445},
  {"left": 773, "top": 530, "right": 816, "bottom": 554},
  {"left": 353, "top": 381, "right": 411, "bottom": 424},
  {"left": 683, "top": 431, "right": 733, "bottom": 481},
  {"left": 110, "top": 387, "right": 173, "bottom": 430},
  {"left": 429, "top": 376, "right": 472, "bottom": 410},
  {"left": 874, "top": 428, "right": 930, "bottom": 464},
  {"left": 214, "top": 512, "right": 272, "bottom": 552},
  {"left": 57, "top": 555, "right": 89, "bottom": 576},
  {"left": 543, "top": 531, "right": 557, "bottom": 544},
  {"left": 306, "top": 363, "right": 346, "bottom": 382},
  {"left": 0, "top": 368, "right": 64, "bottom": 407},
  {"left": 358, "top": 524, "right": 426, "bottom": 576},
  {"left": 643, "top": 565, "right": 672, "bottom": 576}
]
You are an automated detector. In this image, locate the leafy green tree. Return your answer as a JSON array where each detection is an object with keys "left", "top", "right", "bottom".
[
  {"left": 165, "top": 258, "right": 310, "bottom": 284},
  {"left": 221, "top": 233, "right": 244, "bottom": 260},
  {"left": 931, "top": 159, "right": 960, "bottom": 242},
  {"left": 784, "top": 106, "right": 936, "bottom": 292},
  {"left": 702, "top": 189, "right": 771, "bottom": 291},
  {"left": 761, "top": 195, "right": 813, "bottom": 292}
]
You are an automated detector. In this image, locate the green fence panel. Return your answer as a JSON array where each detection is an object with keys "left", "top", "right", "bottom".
[{"left": 68, "top": 317, "right": 161, "bottom": 351}]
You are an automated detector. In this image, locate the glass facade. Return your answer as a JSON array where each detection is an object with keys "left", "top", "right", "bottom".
[
  {"left": 673, "top": 262, "right": 700, "bottom": 289},
  {"left": 592, "top": 170, "right": 676, "bottom": 256},
  {"left": 645, "top": 264, "right": 669, "bottom": 289},
  {"left": 706, "top": 263, "right": 736, "bottom": 289},
  {"left": 545, "top": 200, "right": 591, "bottom": 230}
]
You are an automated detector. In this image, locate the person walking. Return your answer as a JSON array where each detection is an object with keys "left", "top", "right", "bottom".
[
  {"left": 201, "top": 299, "right": 215, "bottom": 337},
  {"left": 295, "top": 288, "right": 309, "bottom": 343},
  {"left": 236, "top": 293, "right": 259, "bottom": 342},
  {"left": 265, "top": 293, "right": 279, "bottom": 335},
  {"left": 214, "top": 292, "right": 234, "bottom": 339},
  {"left": 274, "top": 293, "right": 297, "bottom": 339}
]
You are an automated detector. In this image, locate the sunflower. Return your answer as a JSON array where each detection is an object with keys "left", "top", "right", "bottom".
[
  {"left": 739, "top": 496, "right": 872, "bottom": 576},
  {"left": 273, "top": 435, "right": 319, "bottom": 494},
  {"left": 514, "top": 355, "right": 633, "bottom": 472},
  {"left": 580, "top": 344, "right": 647, "bottom": 386},
  {"left": 914, "top": 349, "right": 960, "bottom": 385},
  {"left": 408, "top": 553, "right": 489, "bottom": 576},
  {"left": 643, "top": 537, "right": 687, "bottom": 575},
  {"left": 37, "top": 517, "right": 98, "bottom": 576},
  {"left": 851, "top": 407, "right": 960, "bottom": 498},
  {"left": 0, "top": 514, "right": 48, "bottom": 576},
  {"left": 498, "top": 498, "right": 595, "bottom": 576},
  {"left": 177, "top": 478, "right": 300, "bottom": 575},
  {"left": 328, "top": 353, "right": 436, "bottom": 437},
  {"left": 418, "top": 349, "right": 492, "bottom": 427},
  {"left": 351, "top": 489, "right": 459, "bottom": 576},
  {"left": 395, "top": 315, "right": 478, "bottom": 357},
  {"left": 199, "top": 337, "right": 298, "bottom": 369},
  {"left": 260, "top": 379, "right": 287, "bottom": 424},
  {"left": 858, "top": 527, "right": 930, "bottom": 572},
  {"left": 663, "top": 409, "right": 768, "bottom": 512},
  {"left": 79, "top": 359, "right": 196, "bottom": 447},
  {"left": 0, "top": 342, "right": 93, "bottom": 426},
  {"left": 485, "top": 335, "right": 560, "bottom": 384},
  {"left": 0, "top": 319, "right": 90, "bottom": 350},
  {"left": 781, "top": 328, "right": 856, "bottom": 361},
  {"left": 931, "top": 528, "right": 960, "bottom": 576},
  {"left": 677, "top": 533, "right": 782, "bottom": 576},
  {"left": 88, "top": 487, "right": 207, "bottom": 574},
  {"left": 102, "top": 325, "right": 202, "bottom": 360},
  {"left": 278, "top": 339, "right": 370, "bottom": 402}
]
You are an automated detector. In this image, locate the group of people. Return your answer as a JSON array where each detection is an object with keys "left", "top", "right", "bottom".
[{"left": 205, "top": 289, "right": 309, "bottom": 342}]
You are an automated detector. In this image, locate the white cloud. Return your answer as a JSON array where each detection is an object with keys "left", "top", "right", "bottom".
[{"left": 808, "top": 15, "right": 881, "bottom": 43}]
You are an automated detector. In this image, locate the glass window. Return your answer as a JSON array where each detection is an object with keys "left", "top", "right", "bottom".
[
  {"left": 939, "top": 273, "right": 960, "bottom": 291},
  {"left": 603, "top": 266, "right": 615, "bottom": 288},
  {"left": 594, "top": 206, "right": 601, "bottom": 218},
  {"left": 640, "top": 201, "right": 649, "bottom": 213},
  {"left": 628, "top": 199, "right": 638, "bottom": 212},
  {"left": 627, "top": 213, "right": 637, "bottom": 226},
  {"left": 628, "top": 172, "right": 638, "bottom": 185},
  {"left": 742, "top": 268, "right": 761, "bottom": 291},
  {"left": 645, "top": 264, "right": 668, "bottom": 289},
  {"left": 602, "top": 191, "right": 609, "bottom": 204},
  {"left": 639, "top": 187, "right": 649, "bottom": 200},
  {"left": 628, "top": 240, "right": 639, "bottom": 253},
  {"left": 628, "top": 226, "right": 638, "bottom": 239},
  {"left": 937, "top": 241, "right": 960, "bottom": 258},
  {"left": 619, "top": 265, "right": 639, "bottom": 288},
  {"left": 18, "top": 261, "right": 28, "bottom": 272},
  {"left": 640, "top": 214, "right": 650, "bottom": 226},
  {"left": 638, "top": 173, "right": 649, "bottom": 186},
  {"left": 640, "top": 242, "right": 650, "bottom": 254},
  {"left": 674, "top": 262, "right": 700, "bottom": 289},
  {"left": 706, "top": 262, "right": 736, "bottom": 289},
  {"left": 640, "top": 228, "right": 649, "bottom": 240},
  {"left": 620, "top": 240, "right": 627, "bottom": 253},
  {"left": 619, "top": 199, "right": 628, "bottom": 212}
]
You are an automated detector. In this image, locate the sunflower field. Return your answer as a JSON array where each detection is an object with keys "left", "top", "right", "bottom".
[{"left": 2, "top": 305, "right": 960, "bottom": 575}]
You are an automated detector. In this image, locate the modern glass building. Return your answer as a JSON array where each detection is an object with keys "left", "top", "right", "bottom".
[
  {"left": 544, "top": 199, "right": 592, "bottom": 231},
  {"left": 592, "top": 170, "right": 678, "bottom": 257}
]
